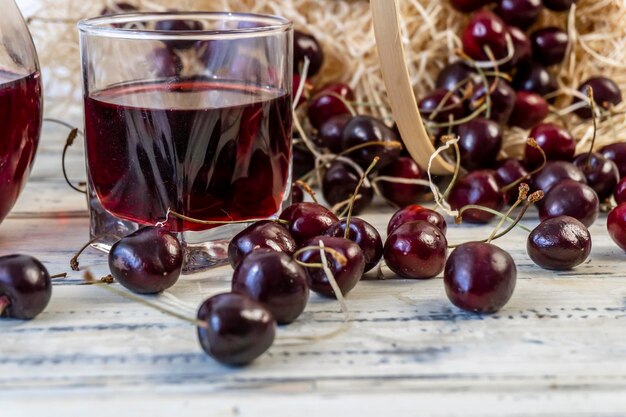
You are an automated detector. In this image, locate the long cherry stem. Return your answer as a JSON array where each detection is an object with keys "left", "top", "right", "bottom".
[
  {"left": 0, "top": 295, "right": 10, "bottom": 316},
  {"left": 295, "top": 180, "right": 318, "bottom": 204},
  {"left": 455, "top": 206, "right": 532, "bottom": 233},
  {"left": 165, "top": 210, "right": 289, "bottom": 226},
  {"left": 71, "top": 234, "right": 121, "bottom": 271},
  {"left": 487, "top": 184, "right": 530, "bottom": 243},
  {"left": 344, "top": 157, "right": 379, "bottom": 239},
  {"left": 500, "top": 138, "right": 547, "bottom": 194},
  {"left": 293, "top": 245, "right": 348, "bottom": 268},
  {"left": 61, "top": 128, "right": 87, "bottom": 194},
  {"left": 585, "top": 86, "right": 598, "bottom": 171}
]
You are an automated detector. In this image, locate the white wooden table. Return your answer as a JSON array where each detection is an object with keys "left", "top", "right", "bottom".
[{"left": 2, "top": 124, "right": 626, "bottom": 417}]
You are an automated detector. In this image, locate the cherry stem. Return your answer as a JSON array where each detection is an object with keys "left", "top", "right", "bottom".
[
  {"left": 165, "top": 209, "right": 289, "bottom": 226},
  {"left": 0, "top": 295, "right": 10, "bottom": 316},
  {"left": 51, "top": 273, "right": 67, "bottom": 279},
  {"left": 500, "top": 138, "right": 547, "bottom": 194},
  {"left": 71, "top": 234, "right": 121, "bottom": 271},
  {"left": 334, "top": 194, "right": 364, "bottom": 217},
  {"left": 428, "top": 103, "right": 488, "bottom": 129},
  {"left": 294, "top": 180, "right": 318, "bottom": 204},
  {"left": 321, "top": 92, "right": 357, "bottom": 117},
  {"left": 441, "top": 140, "right": 462, "bottom": 201},
  {"left": 43, "top": 118, "right": 85, "bottom": 135},
  {"left": 585, "top": 86, "right": 598, "bottom": 171},
  {"left": 61, "top": 128, "right": 87, "bottom": 195},
  {"left": 83, "top": 271, "right": 209, "bottom": 329},
  {"left": 487, "top": 184, "right": 530, "bottom": 243},
  {"left": 292, "top": 57, "right": 310, "bottom": 111},
  {"left": 344, "top": 157, "right": 380, "bottom": 239},
  {"left": 293, "top": 245, "right": 348, "bottom": 268},
  {"left": 455, "top": 205, "right": 532, "bottom": 233}
]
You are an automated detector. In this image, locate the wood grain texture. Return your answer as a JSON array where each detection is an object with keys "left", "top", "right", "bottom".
[{"left": 1, "top": 125, "right": 626, "bottom": 416}]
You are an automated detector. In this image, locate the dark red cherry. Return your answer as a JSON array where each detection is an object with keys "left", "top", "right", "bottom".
[
  {"left": 448, "top": 170, "right": 506, "bottom": 224},
  {"left": 291, "top": 184, "right": 304, "bottom": 204},
  {"left": 539, "top": 179, "right": 600, "bottom": 227},
  {"left": 197, "top": 293, "right": 276, "bottom": 366},
  {"left": 615, "top": 178, "right": 626, "bottom": 205},
  {"left": 108, "top": 227, "right": 183, "bottom": 294},
  {"left": 462, "top": 10, "right": 509, "bottom": 62},
  {"left": 505, "top": 26, "right": 532, "bottom": 68},
  {"left": 232, "top": 249, "right": 308, "bottom": 324},
  {"left": 325, "top": 218, "right": 383, "bottom": 272},
  {"left": 444, "top": 242, "right": 517, "bottom": 313},
  {"left": 148, "top": 47, "right": 182, "bottom": 78},
  {"left": 495, "top": 158, "right": 529, "bottom": 202},
  {"left": 279, "top": 203, "right": 339, "bottom": 246},
  {"left": 524, "top": 123, "right": 576, "bottom": 169},
  {"left": 527, "top": 215, "right": 591, "bottom": 270},
  {"left": 307, "top": 84, "right": 353, "bottom": 130},
  {"left": 322, "top": 161, "right": 373, "bottom": 215},
  {"left": 495, "top": 0, "right": 542, "bottom": 29},
  {"left": 608, "top": 204, "right": 626, "bottom": 251},
  {"left": 470, "top": 78, "right": 516, "bottom": 125},
  {"left": 387, "top": 205, "right": 447, "bottom": 236},
  {"left": 508, "top": 91, "right": 549, "bottom": 129},
  {"left": 513, "top": 62, "right": 558, "bottom": 97},
  {"left": 457, "top": 118, "right": 503, "bottom": 170},
  {"left": 419, "top": 89, "right": 465, "bottom": 124},
  {"left": 294, "top": 30, "right": 324, "bottom": 76},
  {"left": 319, "top": 114, "right": 351, "bottom": 153},
  {"left": 297, "top": 236, "right": 366, "bottom": 298},
  {"left": 292, "top": 146, "right": 315, "bottom": 179},
  {"left": 384, "top": 221, "right": 448, "bottom": 279},
  {"left": 228, "top": 221, "right": 297, "bottom": 269},
  {"left": 543, "top": 0, "right": 577, "bottom": 11},
  {"left": 600, "top": 142, "right": 626, "bottom": 178},
  {"left": 0, "top": 255, "right": 51, "bottom": 320},
  {"left": 450, "top": 0, "right": 496, "bottom": 13},
  {"left": 435, "top": 61, "right": 478, "bottom": 95},
  {"left": 573, "top": 153, "right": 620, "bottom": 201},
  {"left": 531, "top": 27, "right": 569, "bottom": 67},
  {"left": 155, "top": 15, "right": 204, "bottom": 50},
  {"left": 342, "top": 115, "right": 402, "bottom": 170},
  {"left": 531, "top": 161, "right": 586, "bottom": 194},
  {"left": 378, "top": 156, "right": 427, "bottom": 207},
  {"left": 573, "top": 77, "right": 623, "bottom": 120}
]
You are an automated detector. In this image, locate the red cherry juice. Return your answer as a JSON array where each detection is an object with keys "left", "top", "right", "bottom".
[
  {"left": 0, "top": 70, "right": 42, "bottom": 224},
  {"left": 84, "top": 79, "right": 292, "bottom": 232}
]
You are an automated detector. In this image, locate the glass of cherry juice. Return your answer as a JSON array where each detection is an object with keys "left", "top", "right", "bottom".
[
  {"left": 0, "top": 0, "right": 43, "bottom": 225},
  {"left": 79, "top": 12, "right": 293, "bottom": 272}
]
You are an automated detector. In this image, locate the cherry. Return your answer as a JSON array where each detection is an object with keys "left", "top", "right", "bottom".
[
  {"left": 232, "top": 249, "right": 308, "bottom": 324},
  {"left": 539, "top": 179, "right": 600, "bottom": 227},
  {"left": 0, "top": 255, "right": 51, "bottom": 320},
  {"left": 342, "top": 115, "right": 402, "bottom": 170},
  {"left": 325, "top": 218, "right": 383, "bottom": 272},
  {"left": 322, "top": 161, "right": 373, "bottom": 215},
  {"left": 531, "top": 27, "right": 569, "bottom": 67},
  {"left": 608, "top": 204, "right": 626, "bottom": 251},
  {"left": 148, "top": 47, "right": 182, "bottom": 78},
  {"left": 307, "top": 84, "right": 353, "bottom": 130},
  {"left": 524, "top": 123, "right": 576, "bottom": 169},
  {"left": 508, "top": 91, "right": 549, "bottom": 129},
  {"left": 279, "top": 203, "right": 339, "bottom": 246},
  {"left": 435, "top": 61, "right": 478, "bottom": 95},
  {"left": 319, "top": 114, "right": 351, "bottom": 153},
  {"left": 495, "top": 158, "right": 529, "bottom": 202},
  {"left": 573, "top": 153, "right": 620, "bottom": 201},
  {"left": 615, "top": 177, "right": 626, "bottom": 205},
  {"left": 387, "top": 205, "right": 447, "bottom": 236},
  {"left": 457, "top": 118, "right": 503, "bottom": 170},
  {"left": 531, "top": 161, "right": 586, "bottom": 194},
  {"left": 513, "top": 62, "right": 558, "bottom": 97},
  {"left": 448, "top": 170, "right": 506, "bottom": 224},
  {"left": 505, "top": 26, "right": 532, "bottom": 68},
  {"left": 450, "top": 0, "right": 495, "bottom": 13},
  {"left": 384, "top": 221, "right": 448, "bottom": 279},
  {"left": 297, "top": 236, "right": 365, "bottom": 298},
  {"left": 527, "top": 215, "right": 591, "bottom": 270},
  {"left": 543, "top": 0, "right": 577, "bottom": 11},
  {"left": 292, "top": 184, "right": 304, "bottom": 204},
  {"left": 228, "top": 221, "right": 297, "bottom": 269},
  {"left": 470, "top": 78, "right": 516, "bottom": 125},
  {"left": 573, "top": 77, "right": 623, "bottom": 120},
  {"left": 600, "top": 142, "right": 626, "bottom": 178},
  {"left": 108, "top": 227, "right": 183, "bottom": 294},
  {"left": 292, "top": 146, "right": 315, "bottom": 179},
  {"left": 197, "top": 293, "right": 276, "bottom": 366},
  {"left": 444, "top": 242, "right": 517, "bottom": 313},
  {"left": 419, "top": 89, "right": 465, "bottom": 124},
  {"left": 378, "top": 156, "right": 427, "bottom": 207},
  {"left": 294, "top": 30, "right": 324, "bottom": 76},
  {"left": 495, "top": 0, "right": 542, "bottom": 29},
  {"left": 462, "top": 10, "right": 509, "bottom": 62}
]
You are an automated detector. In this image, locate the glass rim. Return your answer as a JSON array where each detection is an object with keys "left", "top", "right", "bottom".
[{"left": 78, "top": 11, "right": 293, "bottom": 40}]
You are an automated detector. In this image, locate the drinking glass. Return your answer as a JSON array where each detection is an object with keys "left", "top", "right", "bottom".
[
  {"left": 78, "top": 12, "right": 293, "bottom": 272},
  {"left": 0, "top": 0, "right": 43, "bottom": 225}
]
